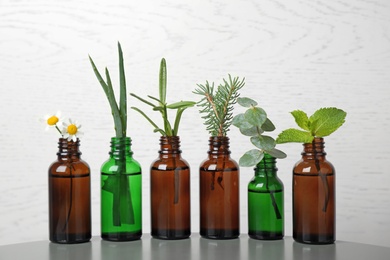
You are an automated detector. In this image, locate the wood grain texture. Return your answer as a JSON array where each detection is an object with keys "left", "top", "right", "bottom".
[{"left": 0, "top": 0, "right": 389, "bottom": 247}]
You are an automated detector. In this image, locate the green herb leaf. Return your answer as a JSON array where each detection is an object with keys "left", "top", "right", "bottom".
[
  {"left": 239, "top": 126, "right": 262, "bottom": 136},
  {"left": 232, "top": 113, "right": 253, "bottom": 129},
  {"left": 266, "top": 148, "right": 287, "bottom": 159},
  {"left": 131, "top": 106, "right": 165, "bottom": 135},
  {"left": 130, "top": 93, "right": 156, "bottom": 108},
  {"left": 159, "top": 58, "right": 167, "bottom": 104},
  {"left": 309, "top": 107, "right": 347, "bottom": 137},
  {"left": 239, "top": 149, "right": 264, "bottom": 167},
  {"left": 276, "top": 128, "right": 314, "bottom": 144},
  {"left": 291, "top": 110, "right": 310, "bottom": 131},
  {"left": 118, "top": 42, "right": 127, "bottom": 137},
  {"left": 147, "top": 95, "right": 161, "bottom": 104},
  {"left": 250, "top": 135, "right": 276, "bottom": 151},
  {"left": 237, "top": 97, "right": 258, "bottom": 107},
  {"left": 105, "top": 68, "right": 123, "bottom": 137},
  {"left": 166, "top": 101, "right": 196, "bottom": 109},
  {"left": 261, "top": 118, "right": 276, "bottom": 132},
  {"left": 244, "top": 107, "right": 267, "bottom": 127}
]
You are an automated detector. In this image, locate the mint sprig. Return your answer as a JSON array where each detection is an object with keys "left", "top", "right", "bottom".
[{"left": 276, "top": 107, "right": 346, "bottom": 144}]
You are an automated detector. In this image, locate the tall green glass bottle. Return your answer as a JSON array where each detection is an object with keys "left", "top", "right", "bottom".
[
  {"left": 101, "top": 137, "right": 142, "bottom": 241},
  {"left": 248, "top": 153, "right": 284, "bottom": 240}
]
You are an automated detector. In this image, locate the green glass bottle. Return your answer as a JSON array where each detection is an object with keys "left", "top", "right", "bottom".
[
  {"left": 101, "top": 137, "right": 142, "bottom": 241},
  {"left": 248, "top": 153, "right": 284, "bottom": 240}
]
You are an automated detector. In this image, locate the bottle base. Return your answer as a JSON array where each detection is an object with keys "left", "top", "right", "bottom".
[
  {"left": 249, "top": 230, "right": 283, "bottom": 240},
  {"left": 101, "top": 230, "right": 142, "bottom": 242},
  {"left": 50, "top": 233, "right": 91, "bottom": 244},
  {"left": 200, "top": 228, "right": 239, "bottom": 240},
  {"left": 151, "top": 228, "right": 190, "bottom": 240},
  {"left": 293, "top": 232, "right": 334, "bottom": 244}
]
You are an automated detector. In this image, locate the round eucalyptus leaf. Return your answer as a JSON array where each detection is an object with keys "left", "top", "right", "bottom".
[
  {"left": 239, "top": 149, "right": 264, "bottom": 167},
  {"left": 244, "top": 107, "right": 267, "bottom": 127},
  {"left": 261, "top": 118, "right": 276, "bottom": 132},
  {"left": 232, "top": 113, "right": 253, "bottom": 129},
  {"left": 237, "top": 97, "right": 258, "bottom": 107},
  {"left": 266, "top": 148, "right": 287, "bottom": 159},
  {"left": 240, "top": 126, "right": 261, "bottom": 136},
  {"left": 250, "top": 135, "right": 276, "bottom": 150}
]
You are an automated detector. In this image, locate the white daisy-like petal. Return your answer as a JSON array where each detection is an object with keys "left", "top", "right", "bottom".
[
  {"left": 62, "top": 118, "right": 83, "bottom": 141},
  {"left": 42, "top": 111, "right": 63, "bottom": 134}
]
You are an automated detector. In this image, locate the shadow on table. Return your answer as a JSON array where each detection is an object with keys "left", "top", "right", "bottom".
[{"left": 49, "top": 241, "right": 92, "bottom": 260}]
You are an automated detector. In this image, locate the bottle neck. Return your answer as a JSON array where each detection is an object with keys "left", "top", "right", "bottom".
[
  {"left": 57, "top": 138, "right": 81, "bottom": 161},
  {"left": 254, "top": 153, "right": 277, "bottom": 176},
  {"left": 109, "top": 137, "right": 133, "bottom": 160},
  {"left": 159, "top": 136, "right": 182, "bottom": 157},
  {"left": 207, "top": 136, "right": 231, "bottom": 158},
  {"left": 302, "top": 137, "right": 326, "bottom": 160}
]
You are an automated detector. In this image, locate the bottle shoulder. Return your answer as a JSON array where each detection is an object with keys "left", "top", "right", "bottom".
[
  {"left": 248, "top": 175, "right": 284, "bottom": 191},
  {"left": 49, "top": 160, "right": 90, "bottom": 177},
  {"left": 199, "top": 156, "right": 238, "bottom": 169},
  {"left": 101, "top": 156, "right": 142, "bottom": 174},
  {"left": 293, "top": 158, "right": 335, "bottom": 174},
  {"left": 151, "top": 154, "right": 190, "bottom": 167}
]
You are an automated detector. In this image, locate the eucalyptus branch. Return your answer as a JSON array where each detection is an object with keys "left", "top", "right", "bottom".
[{"left": 232, "top": 97, "right": 286, "bottom": 167}]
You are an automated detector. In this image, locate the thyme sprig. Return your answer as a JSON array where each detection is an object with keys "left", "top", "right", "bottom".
[{"left": 193, "top": 75, "right": 245, "bottom": 136}]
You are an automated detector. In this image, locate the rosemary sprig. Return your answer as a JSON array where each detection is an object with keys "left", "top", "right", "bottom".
[
  {"left": 193, "top": 75, "right": 245, "bottom": 136},
  {"left": 130, "top": 58, "right": 196, "bottom": 136}
]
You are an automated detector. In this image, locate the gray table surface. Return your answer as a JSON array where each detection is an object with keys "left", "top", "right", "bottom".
[{"left": 1, "top": 234, "right": 389, "bottom": 260}]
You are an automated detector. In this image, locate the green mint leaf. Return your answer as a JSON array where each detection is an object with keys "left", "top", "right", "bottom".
[
  {"left": 266, "top": 148, "right": 287, "bottom": 159},
  {"left": 276, "top": 128, "right": 314, "bottom": 144},
  {"left": 250, "top": 135, "right": 276, "bottom": 151},
  {"left": 237, "top": 97, "right": 258, "bottom": 107},
  {"left": 291, "top": 110, "right": 310, "bottom": 131},
  {"left": 239, "top": 149, "right": 264, "bottom": 167},
  {"left": 244, "top": 107, "right": 267, "bottom": 127},
  {"left": 261, "top": 118, "right": 276, "bottom": 132},
  {"left": 309, "top": 107, "right": 347, "bottom": 137}
]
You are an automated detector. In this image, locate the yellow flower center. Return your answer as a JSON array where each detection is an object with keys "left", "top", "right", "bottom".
[
  {"left": 67, "top": 124, "right": 78, "bottom": 135},
  {"left": 47, "top": 116, "right": 59, "bottom": 126}
]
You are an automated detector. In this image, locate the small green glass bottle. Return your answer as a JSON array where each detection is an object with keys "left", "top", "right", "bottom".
[
  {"left": 248, "top": 153, "right": 284, "bottom": 240},
  {"left": 101, "top": 137, "right": 142, "bottom": 241}
]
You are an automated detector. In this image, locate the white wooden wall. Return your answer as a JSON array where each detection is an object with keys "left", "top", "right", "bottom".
[{"left": 0, "top": 0, "right": 389, "bottom": 247}]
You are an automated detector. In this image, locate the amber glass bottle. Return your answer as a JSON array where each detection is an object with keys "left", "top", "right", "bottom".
[
  {"left": 48, "top": 138, "right": 91, "bottom": 244},
  {"left": 101, "top": 137, "right": 142, "bottom": 241},
  {"left": 200, "top": 136, "right": 239, "bottom": 239},
  {"left": 150, "top": 136, "right": 191, "bottom": 239},
  {"left": 248, "top": 153, "right": 284, "bottom": 240},
  {"left": 293, "top": 137, "right": 335, "bottom": 244}
]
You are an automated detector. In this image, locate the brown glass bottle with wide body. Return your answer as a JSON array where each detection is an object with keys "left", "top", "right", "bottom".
[
  {"left": 200, "top": 136, "right": 240, "bottom": 239},
  {"left": 48, "top": 138, "right": 91, "bottom": 244},
  {"left": 150, "top": 136, "right": 191, "bottom": 239},
  {"left": 293, "top": 137, "right": 335, "bottom": 244}
]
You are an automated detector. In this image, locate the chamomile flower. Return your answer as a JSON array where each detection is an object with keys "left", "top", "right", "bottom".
[
  {"left": 62, "top": 118, "right": 83, "bottom": 141},
  {"left": 42, "top": 111, "right": 63, "bottom": 134}
]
